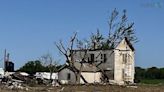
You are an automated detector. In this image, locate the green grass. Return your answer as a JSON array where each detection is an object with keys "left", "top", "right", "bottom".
[{"left": 140, "top": 79, "right": 164, "bottom": 85}]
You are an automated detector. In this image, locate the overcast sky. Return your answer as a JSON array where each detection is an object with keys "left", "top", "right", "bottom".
[{"left": 0, "top": 0, "right": 164, "bottom": 69}]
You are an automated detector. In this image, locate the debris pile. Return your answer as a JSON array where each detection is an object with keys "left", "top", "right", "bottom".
[
  {"left": 6, "top": 80, "right": 24, "bottom": 90},
  {"left": 0, "top": 72, "right": 60, "bottom": 91}
]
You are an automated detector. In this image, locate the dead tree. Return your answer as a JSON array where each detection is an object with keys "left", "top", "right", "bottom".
[
  {"left": 108, "top": 9, "right": 138, "bottom": 48},
  {"left": 40, "top": 53, "right": 58, "bottom": 81},
  {"left": 55, "top": 32, "right": 88, "bottom": 84},
  {"left": 55, "top": 9, "right": 137, "bottom": 84},
  {"left": 76, "top": 39, "right": 91, "bottom": 83}
]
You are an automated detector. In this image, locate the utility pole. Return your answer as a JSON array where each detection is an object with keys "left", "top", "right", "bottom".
[
  {"left": 3, "top": 49, "right": 14, "bottom": 72},
  {"left": 4, "top": 49, "right": 7, "bottom": 71}
]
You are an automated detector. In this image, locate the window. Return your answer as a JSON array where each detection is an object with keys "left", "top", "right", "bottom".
[
  {"left": 89, "top": 54, "right": 94, "bottom": 63},
  {"left": 100, "top": 54, "right": 107, "bottom": 63},
  {"left": 122, "top": 69, "right": 125, "bottom": 79},
  {"left": 122, "top": 54, "right": 127, "bottom": 64},
  {"left": 128, "top": 54, "right": 132, "bottom": 63},
  {"left": 103, "top": 54, "right": 107, "bottom": 63},
  {"left": 67, "top": 73, "right": 71, "bottom": 80},
  {"left": 101, "top": 54, "right": 103, "bottom": 59}
]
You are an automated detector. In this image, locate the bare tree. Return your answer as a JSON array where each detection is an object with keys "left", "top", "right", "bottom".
[
  {"left": 90, "top": 29, "right": 104, "bottom": 49},
  {"left": 56, "top": 32, "right": 91, "bottom": 84},
  {"left": 55, "top": 32, "right": 77, "bottom": 65},
  {"left": 40, "top": 53, "right": 58, "bottom": 81},
  {"left": 107, "top": 9, "right": 138, "bottom": 48},
  {"left": 76, "top": 39, "right": 91, "bottom": 83},
  {"left": 55, "top": 32, "right": 83, "bottom": 84}
]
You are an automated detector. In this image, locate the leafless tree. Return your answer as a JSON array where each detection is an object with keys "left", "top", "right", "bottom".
[
  {"left": 55, "top": 33, "right": 79, "bottom": 82},
  {"left": 55, "top": 9, "right": 137, "bottom": 84},
  {"left": 55, "top": 32, "right": 77, "bottom": 65},
  {"left": 107, "top": 9, "right": 138, "bottom": 48},
  {"left": 40, "top": 53, "right": 58, "bottom": 81},
  {"left": 55, "top": 33, "right": 91, "bottom": 84}
]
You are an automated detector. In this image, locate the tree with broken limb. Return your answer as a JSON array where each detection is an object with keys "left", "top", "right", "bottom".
[
  {"left": 86, "top": 9, "right": 138, "bottom": 50},
  {"left": 55, "top": 32, "right": 88, "bottom": 84},
  {"left": 56, "top": 9, "right": 137, "bottom": 84},
  {"left": 74, "top": 9, "right": 138, "bottom": 83}
]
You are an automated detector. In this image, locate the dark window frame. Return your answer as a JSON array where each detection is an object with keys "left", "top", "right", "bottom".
[
  {"left": 67, "top": 73, "right": 71, "bottom": 80},
  {"left": 90, "top": 54, "right": 94, "bottom": 63}
]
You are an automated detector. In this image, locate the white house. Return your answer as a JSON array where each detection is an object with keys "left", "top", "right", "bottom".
[
  {"left": 58, "top": 37, "right": 135, "bottom": 85},
  {"left": 73, "top": 37, "right": 135, "bottom": 84}
]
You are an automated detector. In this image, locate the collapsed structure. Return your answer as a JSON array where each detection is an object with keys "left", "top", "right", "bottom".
[{"left": 58, "top": 38, "right": 135, "bottom": 85}]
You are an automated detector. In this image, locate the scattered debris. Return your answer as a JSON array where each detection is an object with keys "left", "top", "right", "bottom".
[
  {"left": 126, "top": 85, "right": 138, "bottom": 88},
  {"left": 57, "top": 87, "right": 64, "bottom": 92},
  {"left": 0, "top": 71, "right": 138, "bottom": 92}
]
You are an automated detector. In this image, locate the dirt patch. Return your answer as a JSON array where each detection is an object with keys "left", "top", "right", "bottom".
[{"left": 0, "top": 85, "right": 164, "bottom": 92}]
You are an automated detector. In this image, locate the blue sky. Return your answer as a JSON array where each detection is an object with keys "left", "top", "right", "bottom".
[{"left": 0, "top": 0, "right": 164, "bottom": 69}]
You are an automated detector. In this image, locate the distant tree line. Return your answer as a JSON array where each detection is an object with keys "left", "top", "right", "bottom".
[
  {"left": 17, "top": 60, "right": 62, "bottom": 74},
  {"left": 135, "top": 67, "right": 164, "bottom": 82}
]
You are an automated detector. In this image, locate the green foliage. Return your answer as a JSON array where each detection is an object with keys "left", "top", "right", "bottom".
[
  {"left": 17, "top": 60, "right": 62, "bottom": 74},
  {"left": 135, "top": 67, "right": 146, "bottom": 79},
  {"left": 140, "top": 79, "right": 164, "bottom": 85},
  {"left": 135, "top": 67, "right": 164, "bottom": 84},
  {"left": 146, "top": 67, "right": 160, "bottom": 79},
  {"left": 159, "top": 68, "right": 164, "bottom": 78},
  {"left": 90, "top": 29, "right": 104, "bottom": 49},
  {"left": 17, "top": 60, "right": 46, "bottom": 74}
]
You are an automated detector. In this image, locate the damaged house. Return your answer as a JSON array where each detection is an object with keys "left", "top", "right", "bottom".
[
  {"left": 58, "top": 37, "right": 135, "bottom": 85},
  {"left": 58, "top": 62, "right": 101, "bottom": 84}
]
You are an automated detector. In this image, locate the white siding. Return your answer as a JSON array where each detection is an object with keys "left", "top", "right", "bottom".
[
  {"left": 114, "top": 38, "right": 135, "bottom": 83},
  {"left": 58, "top": 68, "right": 76, "bottom": 84},
  {"left": 80, "top": 72, "right": 102, "bottom": 84},
  {"left": 114, "top": 50, "right": 123, "bottom": 82}
]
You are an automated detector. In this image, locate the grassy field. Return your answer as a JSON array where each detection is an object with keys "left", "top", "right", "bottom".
[
  {"left": 0, "top": 84, "right": 164, "bottom": 92},
  {"left": 140, "top": 79, "right": 164, "bottom": 85}
]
